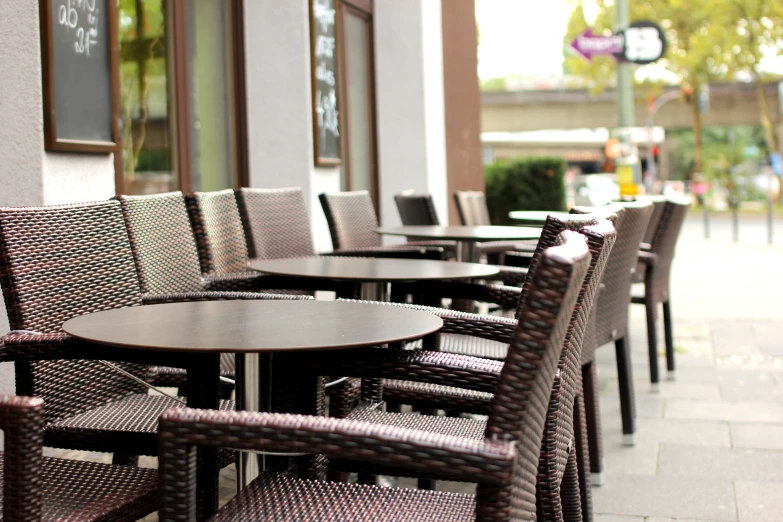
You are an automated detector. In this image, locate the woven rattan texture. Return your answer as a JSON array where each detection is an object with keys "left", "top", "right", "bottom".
[
  {"left": 318, "top": 191, "right": 382, "bottom": 250},
  {"left": 0, "top": 395, "right": 158, "bottom": 521},
  {"left": 116, "top": 192, "right": 205, "bottom": 294},
  {"left": 185, "top": 189, "right": 249, "bottom": 275},
  {"left": 573, "top": 201, "right": 654, "bottom": 350},
  {"left": 214, "top": 472, "right": 476, "bottom": 521},
  {"left": 453, "top": 191, "right": 492, "bottom": 226},
  {"left": 395, "top": 192, "right": 441, "bottom": 225},
  {"left": 157, "top": 236, "right": 590, "bottom": 522},
  {"left": 0, "top": 202, "right": 151, "bottom": 424},
  {"left": 348, "top": 403, "right": 487, "bottom": 440},
  {"left": 641, "top": 199, "right": 690, "bottom": 303},
  {"left": 235, "top": 188, "right": 317, "bottom": 260}
]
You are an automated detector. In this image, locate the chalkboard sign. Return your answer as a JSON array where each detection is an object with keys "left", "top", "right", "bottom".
[
  {"left": 309, "top": 0, "right": 342, "bottom": 166},
  {"left": 39, "top": 0, "right": 120, "bottom": 153}
]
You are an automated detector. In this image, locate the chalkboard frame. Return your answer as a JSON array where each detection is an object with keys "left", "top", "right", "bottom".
[
  {"left": 39, "top": 0, "right": 121, "bottom": 153},
  {"left": 309, "top": 0, "right": 343, "bottom": 167}
]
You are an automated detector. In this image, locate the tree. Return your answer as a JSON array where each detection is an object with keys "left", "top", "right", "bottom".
[
  {"left": 563, "top": 0, "right": 735, "bottom": 180},
  {"left": 724, "top": 0, "right": 783, "bottom": 155}
]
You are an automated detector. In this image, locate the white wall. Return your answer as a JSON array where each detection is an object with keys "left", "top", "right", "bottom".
[
  {"left": 0, "top": 2, "right": 116, "bottom": 394},
  {"left": 243, "top": 0, "right": 339, "bottom": 253},
  {"left": 374, "top": 0, "right": 448, "bottom": 228}
]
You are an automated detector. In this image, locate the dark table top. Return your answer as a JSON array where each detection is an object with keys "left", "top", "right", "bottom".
[
  {"left": 376, "top": 225, "right": 541, "bottom": 241},
  {"left": 248, "top": 256, "right": 499, "bottom": 281},
  {"left": 63, "top": 301, "right": 443, "bottom": 353}
]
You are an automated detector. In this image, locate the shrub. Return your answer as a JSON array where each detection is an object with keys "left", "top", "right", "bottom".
[{"left": 484, "top": 156, "right": 567, "bottom": 225}]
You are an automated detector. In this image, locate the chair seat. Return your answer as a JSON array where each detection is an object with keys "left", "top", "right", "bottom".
[
  {"left": 213, "top": 471, "right": 476, "bottom": 521},
  {"left": 48, "top": 394, "right": 234, "bottom": 459},
  {"left": 408, "top": 333, "right": 508, "bottom": 360},
  {"left": 0, "top": 453, "right": 158, "bottom": 521},
  {"left": 383, "top": 379, "right": 493, "bottom": 414},
  {"left": 347, "top": 404, "right": 487, "bottom": 441}
]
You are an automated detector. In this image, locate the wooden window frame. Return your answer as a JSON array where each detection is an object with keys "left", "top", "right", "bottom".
[
  {"left": 114, "top": 0, "right": 249, "bottom": 195},
  {"left": 337, "top": 0, "right": 380, "bottom": 210}
]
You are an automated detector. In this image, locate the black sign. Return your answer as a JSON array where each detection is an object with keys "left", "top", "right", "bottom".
[
  {"left": 309, "top": 0, "right": 342, "bottom": 166},
  {"left": 618, "top": 20, "right": 667, "bottom": 65},
  {"left": 40, "top": 0, "right": 119, "bottom": 152}
]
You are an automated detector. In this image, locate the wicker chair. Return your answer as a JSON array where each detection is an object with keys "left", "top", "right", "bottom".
[
  {"left": 0, "top": 200, "right": 306, "bottom": 518},
  {"left": 453, "top": 190, "right": 539, "bottom": 261},
  {"left": 631, "top": 198, "right": 691, "bottom": 385},
  {"left": 116, "top": 191, "right": 314, "bottom": 394},
  {"left": 0, "top": 394, "right": 158, "bottom": 521},
  {"left": 157, "top": 231, "right": 592, "bottom": 522},
  {"left": 569, "top": 200, "right": 654, "bottom": 483},
  {"left": 322, "top": 190, "right": 528, "bottom": 287}
]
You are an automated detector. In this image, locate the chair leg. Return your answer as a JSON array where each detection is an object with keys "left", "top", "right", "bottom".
[
  {"left": 645, "top": 300, "right": 660, "bottom": 388},
  {"left": 663, "top": 300, "right": 676, "bottom": 376},
  {"left": 615, "top": 336, "right": 637, "bottom": 445},
  {"left": 581, "top": 362, "right": 603, "bottom": 482},
  {"left": 417, "top": 478, "right": 436, "bottom": 490},
  {"left": 574, "top": 392, "right": 593, "bottom": 522}
]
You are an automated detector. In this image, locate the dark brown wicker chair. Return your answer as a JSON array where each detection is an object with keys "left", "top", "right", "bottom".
[
  {"left": 0, "top": 200, "right": 306, "bottom": 518},
  {"left": 569, "top": 200, "right": 654, "bottom": 483},
  {"left": 322, "top": 190, "right": 528, "bottom": 287},
  {"left": 157, "top": 231, "right": 593, "bottom": 522},
  {"left": 631, "top": 197, "right": 691, "bottom": 385},
  {"left": 0, "top": 394, "right": 158, "bottom": 521},
  {"left": 116, "top": 191, "right": 313, "bottom": 394},
  {"left": 393, "top": 190, "right": 457, "bottom": 255}
]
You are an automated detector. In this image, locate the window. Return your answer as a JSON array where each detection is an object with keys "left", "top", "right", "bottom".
[
  {"left": 116, "top": 0, "right": 247, "bottom": 195},
  {"left": 338, "top": 0, "right": 378, "bottom": 208}
]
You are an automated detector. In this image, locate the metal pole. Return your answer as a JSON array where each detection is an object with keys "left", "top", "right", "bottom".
[
  {"left": 616, "top": 0, "right": 634, "bottom": 128},
  {"left": 236, "top": 352, "right": 273, "bottom": 490},
  {"left": 732, "top": 205, "right": 739, "bottom": 242},
  {"left": 768, "top": 169, "right": 774, "bottom": 245},
  {"left": 703, "top": 202, "right": 710, "bottom": 240}
]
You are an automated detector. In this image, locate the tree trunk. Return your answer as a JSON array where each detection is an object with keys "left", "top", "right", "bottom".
[
  {"left": 753, "top": 73, "right": 780, "bottom": 154},
  {"left": 691, "top": 83, "right": 703, "bottom": 180}
]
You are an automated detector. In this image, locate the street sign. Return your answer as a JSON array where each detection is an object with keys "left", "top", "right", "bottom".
[
  {"left": 570, "top": 29, "right": 624, "bottom": 61},
  {"left": 570, "top": 20, "right": 666, "bottom": 64},
  {"left": 619, "top": 20, "right": 667, "bottom": 64}
]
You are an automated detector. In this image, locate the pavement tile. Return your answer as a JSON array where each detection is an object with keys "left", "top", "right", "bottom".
[
  {"left": 658, "top": 443, "right": 783, "bottom": 482},
  {"left": 730, "top": 423, "right": 783, "bottom": 450},
  {"left": 719, "top": 380, "right": 783, "bottom": 403},
  {"left": 605, "top": 378, "right": 721, "bottom": 400},
  {"left": 711, "top": 323, "right": 761, "bottom": 357},
  {"left": 592, "top": 474, "right": 737, "bottom": 521},
  {"left": 601, "top": 393, "right": 664, "bottom": 419},
  {"left": 602, "top": 417, "right": 731, "bottom": 447},
  {"left": 734, "top": 481, "right": 783, "bottom": 522},
  {"left": 593, "top": 515, "right": 644, "bottom": 522},
  {"left": 603, "top": 441, "right": 659, "bottom": 475},
  {"left": 752, "top": 323, "right": 783, "bottom": 345},
  {"left": 665, "top": 399, "right": 783, "bottom": 423},
  {"left": 646, "top": 518, "right": 727, "bottom": 522}
]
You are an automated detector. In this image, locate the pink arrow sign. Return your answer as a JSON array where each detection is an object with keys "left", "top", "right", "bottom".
[{"left": 570, "top": 29, "right": 624, "bottom": 61}]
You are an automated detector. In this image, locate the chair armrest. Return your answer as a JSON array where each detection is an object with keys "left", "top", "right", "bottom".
[
  {"left": 142, "top": 291, "right": 313, "bottom": 305},
  {"left": 0, "top": 331, "right": 78, "bottom": 362},
  {"left": 202, "top": 272, "right": 267, "bottom": 292},
  {"left": 491, "top": 265, "right": 528, "bottom": 287},
  {"left": 337, "top": 299, "right": 517, "bottom": 344},
  {"left": 392, "top": 281, "right": 522, "bottom": 310},
  {"left": 301, "top": 346, "right": 504, "bottom": 394},
  {"left": 638, "top": 250, "right": 657, "bottom": 265},
  {"left": 158, "top": 409, "right": 515, "bottom": 487}
]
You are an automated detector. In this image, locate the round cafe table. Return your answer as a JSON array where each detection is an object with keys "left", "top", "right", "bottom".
[
  {"left": 508, "top": 210, "right": 572, "bottom": 225},
  {"left": 63, "top": 300, "right": 442, "bottom": 493},
  {"left": 248, "top": 256, "right": 499, "bottom": 301},
  {"left": 375, "top": 225, "right": 541, "bottom": 263}
]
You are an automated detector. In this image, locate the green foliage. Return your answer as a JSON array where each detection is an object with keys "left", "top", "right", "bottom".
[
  {"left": 485, "top": 157, "right": 567, "bottom": 225},
  {"left": 481, "top": 77, "right": 507, "bottom": 92}
]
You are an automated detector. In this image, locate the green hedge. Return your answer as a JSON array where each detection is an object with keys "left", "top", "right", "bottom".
[{"left": 484, "top": 156, "right": 567, "bottom": 225}]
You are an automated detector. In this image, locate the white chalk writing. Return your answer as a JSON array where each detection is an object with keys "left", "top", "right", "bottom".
[
  {"left": 313, "top": 0, "right": 335, "bottom": 33},
  {"left": 57, "top": 0, "right": 99, "bottom": 57},
  {"left": 315, "top": 88, "right": 339, "bottom": 140}
]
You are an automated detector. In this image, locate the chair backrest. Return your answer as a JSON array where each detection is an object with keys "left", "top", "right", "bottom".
[
  {"left": 0, "top": 394, "right": 44, "bottom": 520},
  {"left": 318, "top": 191, "right": 381, "bottom": 250},
  {"left": 185, "top": 189, "right": 249, "bottom": 275},
  {"left": 572, "top": 200, "right": 654, "bottom": 346},
  {"left": 647, "top": 198, "right": 690, "bottom": 299},
  {"left": 116, "top": 192, "right": 205, "bottom": 294},
  {"left": 638, "top": 195, "right": 667, "bottom": 244},
  {"left": 394, "top": 191, "right": 440, "bottom": 226},
  {"left": 454, "top": 190, "right": 492, "bottom": 226},
  {"left": 235, "top": 188, "right": 316, "bottom": 260},
  {"left": 479, "top": 231, "right": 591, "bottom": 520},
  {"left": 0, "top": 201, "right": 147, "bottom": 423}
]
